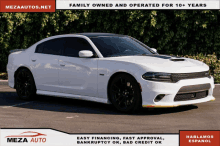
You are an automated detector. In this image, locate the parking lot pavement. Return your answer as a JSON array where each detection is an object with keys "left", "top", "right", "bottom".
[{"left": 0, "top": 83, "right": 219, "bottom": 133}]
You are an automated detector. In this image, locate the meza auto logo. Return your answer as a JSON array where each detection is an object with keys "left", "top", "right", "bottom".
[{"left": 5, "top": 131, "right": 47, "bottom": 143}]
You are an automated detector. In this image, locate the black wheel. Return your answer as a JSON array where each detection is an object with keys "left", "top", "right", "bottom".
[
  {"left": 109, "top": 74, "right": 142, "bottom": 113},
  {"left": 15, "top": 68, "right": 36, "bottom": 100}
]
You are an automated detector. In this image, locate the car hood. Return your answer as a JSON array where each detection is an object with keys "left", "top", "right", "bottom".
[{"left": 104, "top": 55, "right": 209, "bottom": 73}]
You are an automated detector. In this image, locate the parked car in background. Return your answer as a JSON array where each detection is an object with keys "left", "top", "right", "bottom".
[{"left": 7, "top": 33, "right": 215, "bottom": 112}]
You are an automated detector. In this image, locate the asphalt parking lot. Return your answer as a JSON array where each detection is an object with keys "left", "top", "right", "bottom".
[{"left": 0, "top": 83, "right": 219, "bottom": 133}]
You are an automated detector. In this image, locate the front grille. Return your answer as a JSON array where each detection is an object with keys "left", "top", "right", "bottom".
[
  {"left": 171, "top": 71, "right": 209, "bottom": 82},
  {"left": 178, "top": 83, "right": 211, "bottom": 94},
  {"left": 174, "top": 90, "right": 208, "bottom": 101}
]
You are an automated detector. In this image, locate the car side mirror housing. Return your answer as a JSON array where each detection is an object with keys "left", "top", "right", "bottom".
[
  {"left": 151, "top": 48, "right": 157, "bottom": 53},
  {"left": 79, "top": 50, "right": 93, "bottom": 58}
]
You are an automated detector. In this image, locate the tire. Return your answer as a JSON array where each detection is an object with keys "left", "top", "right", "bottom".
[
  {"left": 109, "top": 74, "right": 142, "bottom": 113},
  {"left": 15, "top": 68, "right": 36, "bottom": 100}
]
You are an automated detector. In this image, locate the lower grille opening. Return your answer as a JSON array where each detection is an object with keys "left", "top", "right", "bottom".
[{"left": 174, "top": 90, "right": 208, "bottom": 102}]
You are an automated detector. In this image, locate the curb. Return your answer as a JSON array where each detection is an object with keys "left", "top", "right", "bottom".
[{"left": 0, "top": 80, "right": 8, "bottom": 85}]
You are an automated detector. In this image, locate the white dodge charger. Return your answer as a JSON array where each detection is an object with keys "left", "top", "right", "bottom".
[{"left": 7, "top": 33, "right": 215, "bottom": 112}]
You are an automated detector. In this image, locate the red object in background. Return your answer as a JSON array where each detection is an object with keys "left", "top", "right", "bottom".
[
  {"left": 0, "top": 0, "right": 55, "bottom": 12},
  {"left": 5, "top": 131, "right": 47, "bottom": 138},
  {"left": 180, "top": 131, "right": 220, "bottom": 146}
]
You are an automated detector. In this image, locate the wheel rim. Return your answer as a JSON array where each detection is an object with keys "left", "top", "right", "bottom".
[
  {"left": 111, "top": 77, "right": 135, "bottom": 110},
  {"left": 16, "top": 70, "right": 32, "bottom": 98}
]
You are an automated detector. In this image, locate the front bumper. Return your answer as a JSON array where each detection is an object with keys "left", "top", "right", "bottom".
[{"left": 140, "top": 76, "right": 215, "bottom": 107}]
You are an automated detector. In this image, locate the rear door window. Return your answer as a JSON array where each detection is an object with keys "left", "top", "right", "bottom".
[{"left": 35, "top": 38, "right": 65, "bottom": 55}]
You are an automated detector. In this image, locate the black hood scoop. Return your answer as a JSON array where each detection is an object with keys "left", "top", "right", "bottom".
[
  {"left": 145, "top": 55, "right": 185, "bottom": 61},
  {"left": 170, "top": 58, "right": 185, "bottom": 61}
]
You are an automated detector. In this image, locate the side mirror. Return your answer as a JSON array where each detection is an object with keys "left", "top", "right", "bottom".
[
  {"left": 79, "top": 50, "right": 93, "bottom": 58},
  {"left": 151, "top": 48, "right": 157, "bottom": 53}
]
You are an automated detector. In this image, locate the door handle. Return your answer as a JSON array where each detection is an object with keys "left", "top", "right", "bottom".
[
  {"left": 31, "top": 59, "right": 36, "bottom": 62},
  {"left": 60, "top": 64, "right": 65, "bottom": 66}
]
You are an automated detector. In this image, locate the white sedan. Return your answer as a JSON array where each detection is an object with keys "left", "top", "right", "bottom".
[{"left": 7, "top": 33, "right": 215, "bottom": 112}]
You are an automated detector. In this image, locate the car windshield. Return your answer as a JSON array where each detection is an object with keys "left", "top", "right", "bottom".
[{"left": 90, "top": 36, "right": 155, "bottom": 57}]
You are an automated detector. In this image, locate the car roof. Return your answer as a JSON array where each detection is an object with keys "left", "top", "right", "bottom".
[{"left": 77, "top": 32, "right": 126, "bottom": 38}]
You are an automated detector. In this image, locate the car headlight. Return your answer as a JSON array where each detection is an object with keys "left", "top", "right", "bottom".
[{"left": 142, "top": 72, "right": 172, "bottom": 82}]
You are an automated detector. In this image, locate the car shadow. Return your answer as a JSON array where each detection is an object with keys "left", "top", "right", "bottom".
[{"left": 0, "top": 91, "right": 198, "bottom": 115}]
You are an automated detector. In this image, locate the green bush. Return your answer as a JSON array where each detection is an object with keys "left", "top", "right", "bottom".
[
  {"left": 1, "top": 11, "right": 220, "bottom": 73},
  {"left": 0, "top": 11, "right": 220, "bottom": 83},
  {"left": 182, "top": 53, "right": 220, "bottom": 83}
]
